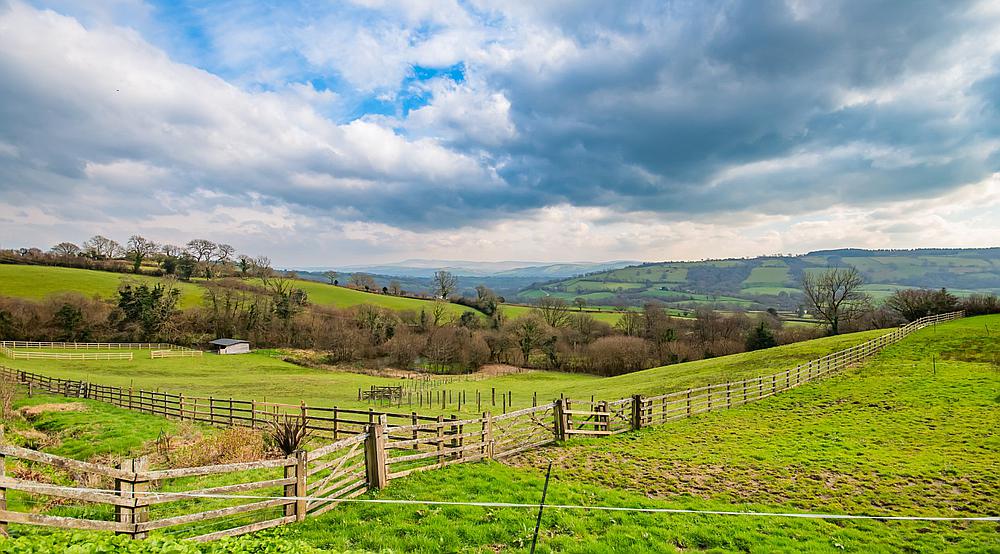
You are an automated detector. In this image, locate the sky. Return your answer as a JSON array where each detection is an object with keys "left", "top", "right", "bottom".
[{"left": 0, "top": 0, "right": 999, "bottom": 267}]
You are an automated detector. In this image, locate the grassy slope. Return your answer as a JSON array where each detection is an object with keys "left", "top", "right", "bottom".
[
  {"left": 2, "top": 328, "right": 886, "bottom": 417},
  {"left": 276, "top": 315, "right": 1000, "bottom": 552},
  {"left": 276, "top": 279, "right": 474, "bottom": 319},
  {"left": 0, "top": 264, "right": 204, "bottom": 308},
  {"left": 3, "top": 316, "right": 996, "bottom": 552}
]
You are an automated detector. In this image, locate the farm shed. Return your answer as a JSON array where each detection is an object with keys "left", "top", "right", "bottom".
[{"left": 208, "top": 338, "right": 251, "bottom": 355}]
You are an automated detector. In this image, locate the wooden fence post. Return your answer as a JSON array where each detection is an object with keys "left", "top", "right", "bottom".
[
  {"left": 631, "top": 395, "right": 644, "bottom": 430},
  {"left": 116, "top": 457, "right": 148, "bottom": 539},
  {"left": 554, "top": 399, "right": 567, "bottom": 441},
  {"left": 294, "top": 449, "right": 307, "bottom": 521},
  {"left": 0, "top": 427, "right": 6, "bottom": 537},
  {"left": 482, "top": 412, "right": 493, "bottom": 459},
  {"left": 364, "top": 414, "right": 388, "bottom": 490}
]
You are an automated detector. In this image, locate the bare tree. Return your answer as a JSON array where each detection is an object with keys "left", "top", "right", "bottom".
[
  {"left": 535, "top": 296, "right": 571, "bottom": 327},
  {"left": 214, "top": 243, "right": 235, "bottom": 264},
  {"left": 160, "top": 243, "right": 184, "bottom": 257},
  {"left": 573, "top": 297, "right": 587, "bottom": 311},
  {"left": 323, "top": 270, "right": 339, "bottom": 285},
  {"left": 186, "top": 239, "right": 217, "bottom": 263},
  {"left": 388, "top": 280, "right": 402, "bottom": 295},
  {"left": 433, "top": 270, "right": 458, "bottom": 299},
  {"left": 50, "top": 242, "right": 81, "bottom": 257},
  {"left": 83, "top": 235, "right": 123, "bottom": 259},
  {"left": 801, "top": 267, "right": 868, "bottom": 335},
  {"left": 252, "top": 256, "right": 273, "bottom": 285},
  {"left": 349, "top": 273, "right": 377, "bottom": 291},
  {"left": 126, "top": 235, "right": 158, "bottom": 273}
]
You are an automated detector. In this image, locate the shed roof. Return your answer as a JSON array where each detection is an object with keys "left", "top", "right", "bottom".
[{"left": 209, "top": 338, "right": 249, "bottom": 347}]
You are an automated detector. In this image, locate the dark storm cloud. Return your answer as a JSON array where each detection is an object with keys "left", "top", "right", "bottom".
[{"left": 0, "top": 0, "right": 998, "bottom": 234}]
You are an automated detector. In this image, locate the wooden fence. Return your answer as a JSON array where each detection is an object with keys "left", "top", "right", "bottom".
[
  {"left": 0, "top": 311, "right": 963, "bottom": 540},
  {"left": 0, "top": 341, "right": 200, "bottom": 361}
]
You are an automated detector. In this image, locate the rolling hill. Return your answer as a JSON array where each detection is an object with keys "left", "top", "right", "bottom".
[{"left": 519, "top": 247, "right": 1000, "bottom": 311}]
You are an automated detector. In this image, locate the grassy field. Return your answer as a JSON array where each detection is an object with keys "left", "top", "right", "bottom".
[
  {"left": 1, "top": 316, "right": 996, "bottom": 552},
  {"left": 269, "top": 279, "right": 475, "bottom": 319},
  {"left": 0, "top": 264, "right": 204, "bottom": 308},
  {"left": 1, "top": 328, "right": 886, "bottom": 416}
]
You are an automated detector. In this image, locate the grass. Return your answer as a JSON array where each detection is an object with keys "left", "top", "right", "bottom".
[
  {"left": 7, "top": 392, "right": 179, "bottom": 459},
  {"left": 2, "top": 316, "right": 997, "bottom": 552},
  {"left": 0, "top": 264, "right": 204, "bottom": 308},
  {"left": 2, "top": 328, "right": 888, "bottom": 417},
  {"left": 273, "top": 279, "right": 475, "bottom": 320}
]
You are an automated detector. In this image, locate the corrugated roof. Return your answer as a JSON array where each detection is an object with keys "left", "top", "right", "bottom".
[{"left": 209, "top": 338, "right": 249, "bottom": 346}]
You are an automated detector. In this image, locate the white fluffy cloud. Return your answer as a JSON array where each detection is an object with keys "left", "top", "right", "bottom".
[{"left": 1, "top": 0, "right": 999, "bottom": 265}]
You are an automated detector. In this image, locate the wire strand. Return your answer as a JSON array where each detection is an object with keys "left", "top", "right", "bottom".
[{"left": 14, "top": 483, "right": 998, "bottom": 522}]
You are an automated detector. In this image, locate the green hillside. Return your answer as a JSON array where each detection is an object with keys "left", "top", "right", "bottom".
[
  {"left": 265, "top": 278, "right": 474, "bottom": 319},
  {"left": 0, "top": 264, "right": 480, "bottom": 319},
  {"left": 0, "top": 264, "right": 205, "bottom": 308},
  {"left": 520, "top": 247, "right": 1000, "bottom": 310}
]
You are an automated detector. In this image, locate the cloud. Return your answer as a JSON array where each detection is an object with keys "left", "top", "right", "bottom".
[{"left": 0, "top": 0, "right": 999, "bottom": 264}]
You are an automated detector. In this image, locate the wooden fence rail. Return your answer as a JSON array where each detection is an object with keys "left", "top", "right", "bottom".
[{"left": 0, "top": 311, "right": 962, "bottom": 541}]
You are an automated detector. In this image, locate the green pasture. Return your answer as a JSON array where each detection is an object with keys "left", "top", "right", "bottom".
[
  {"left": 0, "top": 265, "right": 204, "bottom": 308},
  {"left": 1, "top": 327, "right": 890, "bottom": 416},
  {"left": 2, "top": 317, "right": 997, "bottom": 552},
  {"left": 257, "top": 278, "right": 475, "bottom": 319}
]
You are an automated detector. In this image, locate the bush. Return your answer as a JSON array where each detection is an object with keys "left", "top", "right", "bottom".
[
  {"left": 587, "top": 336, "right": 651, "bottom": 375},
  {"left": 961, "top": 293, "right": 1000, "bottom": 316},
  {"left": 269, "top": 414, "right": 309, "bottom": 456},
  {"left": 745, "top": 322, "right": 777, "bottom": 351}
]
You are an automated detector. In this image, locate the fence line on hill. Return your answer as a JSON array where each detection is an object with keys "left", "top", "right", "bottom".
[{"left": 0, "top": 311, "right": 963, "bottom": 540}]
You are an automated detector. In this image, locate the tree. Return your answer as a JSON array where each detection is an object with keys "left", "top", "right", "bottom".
[
  {"left": 801, "top": 267, "right": 868, "bottom": 335},
  {"left": 176, "top": 255, "right": 197, "bottom": 280},
  {"left": 573, "top": 297, "right": 587, "bottom": 311},
  {"left": 186, "top": 239, "right": 216, "bottom": 263},
  {"left": 116, "top": 282, "right": 180, "bottom": 339},
  {"left": 160, "top": 244, "right": 184, "bottom": 258},
  {"left": 509, "top": 315, "right": 545, "bottom": 364},
  {"left": 83, "top": 235, "right": 123, "bottom": 259},
  {"left": 51, "top": 242, "right": 81, "bottom": 257},
  {"left": 323, "top": 271, "right": 339, "bottom": 285},
  {"left": 214, "top": 243, "right": 235, "bottom": 265},
  {"left": 745, "top": 321, "right": 777, "bottom": 351},
  {"left": 432, "top": 270, "right": 458, "bottom": 300},
  {"left": 388, "top": 280, "right": 402, "bottom": 295},
  {"left": 615, "top": 311, "right": 644, "bottom": 337},
  {"left": 349, "top": 273, "right": 377, "bottom": 291},
  {"left": 52, "top": 303, "right": 85, "bottom": 341},
  {"left": 237, "top": 255, "right": 253, "bottom": 277},
  {"left": 126, "top": 235, "right": 158, "bottom": 273},
  {"left": 884, "top": 288, "right": 959, "bottom": 322},
  {"left": 535, "top": 296, "right": 571, "bottom": 327}
]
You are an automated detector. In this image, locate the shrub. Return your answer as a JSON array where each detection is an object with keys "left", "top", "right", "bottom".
[
  {"left": 269, "top": 414, "right": 309, "bottom": 456},
  {"left": 587, "top": 336, "right": 651, "bottom": 375},
  {"left": 961, "top": 293, "right": 1000, "bottom": 316},
  {"left": 745, "top": 322, "right": 778, "bottom": 351},
  {"left": 171, "top": 427, "right": 268, "bottom": 467}
]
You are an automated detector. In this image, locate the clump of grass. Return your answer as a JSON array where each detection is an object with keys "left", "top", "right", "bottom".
[
  {"left": 170, "top": 426, "right": 268, "bottom": 468},
  {"left": 269, "top": 414, "right": 309, "bottom": 456}
]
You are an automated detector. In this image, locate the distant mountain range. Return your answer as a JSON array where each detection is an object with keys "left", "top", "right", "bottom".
[{"left": 292, "top": 259, "right": 640, "bottom": 279}]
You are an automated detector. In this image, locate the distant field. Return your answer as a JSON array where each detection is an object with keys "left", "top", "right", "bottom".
[
  {"left": 271, "top": 279, "right": 475, "bottom": 319},
  {"left": 0, "top": 264, "right": 204, "bottom": 308},
  {"left": 1, "top": 327, "right": 887, "bottom": 416},
  {"left": 524, "top": 249, "right": 1000, "bottom": 311}
]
